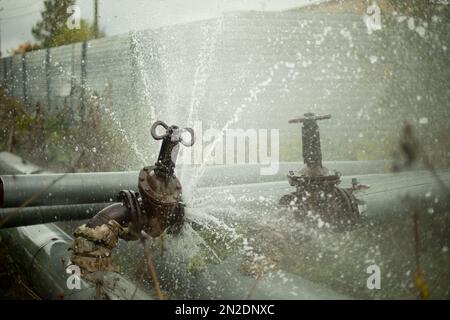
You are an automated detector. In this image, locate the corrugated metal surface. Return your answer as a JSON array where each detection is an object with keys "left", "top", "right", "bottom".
[{"left": 0, "top": 12, "right": 447, "bottom": 149}]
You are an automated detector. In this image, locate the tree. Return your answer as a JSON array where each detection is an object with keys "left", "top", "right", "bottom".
[
  {"left": 52, "top": 20, "right": 103, "bottom": 47},
  {"left": 11, "top": 42, "right": 41, "bottom": 56},
  {"left": 32, "top": 0, "right": 101, "bottom": 48}
]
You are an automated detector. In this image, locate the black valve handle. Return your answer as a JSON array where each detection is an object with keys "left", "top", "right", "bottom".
[
  {"left": 150, "top": 121, "right": 195, "bottom": 146},
  {"left": 180, "top": 127, "right": 195, "bottom": 147},
  {"left": 150, "top": 121, "right": 195, "bottom": 177},
  {"left": 288, "top": 113, "right": 330, "bottom": 168},
  {"left": 150, "top": 121, "right": 169, "bottom": 140},
  {"left": 288, "top": 113, "right": 331, "bottom": 124}
]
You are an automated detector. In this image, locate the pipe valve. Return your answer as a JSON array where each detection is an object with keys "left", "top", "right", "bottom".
[
  {"left": 151, "top": 121, "right": 194, "bottom": 177},
  {"left": 280, "top": 112, "right": 364, "bottom": 229}
]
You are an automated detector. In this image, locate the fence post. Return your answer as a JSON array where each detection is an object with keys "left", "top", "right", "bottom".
[
  {"left": 3, "top": 57, "right": 12, "bottom": 94},
  {"left": 45, "top": 48, "right": 51, "bottom": 110},
  {"left": 70, "top": 44, "right": 75, "bottom": 113},
  {"left": 2, "top": 58, "right": 7, "bottom": 91},
  {"left": 80, "top": 41, "right": 87, "bottom": 121},
  {"left": 22, "top": 53, "right": 29, "bottom": 107}
]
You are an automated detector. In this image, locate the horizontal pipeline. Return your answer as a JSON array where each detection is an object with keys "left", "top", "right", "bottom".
[
  {"left": 0, "top": 203, "right": 111, "bottom": 229},
  {"left": 0, "top": 223, "right": 151, "bottom": 299},
  {"left": 0, "top": 161, "right": 392, "bottom": 208},
  {"left": 0, "top": 172, "right": 137, "bottom": 208}
]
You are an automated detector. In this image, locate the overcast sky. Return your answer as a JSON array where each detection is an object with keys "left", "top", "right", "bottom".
[{"left": 0, "top": 0, "right": 328, "bottom": 56}]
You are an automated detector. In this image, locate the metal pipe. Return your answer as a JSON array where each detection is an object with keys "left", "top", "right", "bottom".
[
  {"left": 0, "top": 202, "right": 112, "bottom": 229},
  {"left": 2, "top": 170, "right": 446, "bottom": 229},
  {"left": 194, "top": 170, "right": 450, "bottom": 220},
  {"left": 0, "top": 172, "right": 138, "bottom": 208},
  {"left": 0, "top": 223, "right": 151, "bottom": 299},
  {"left": 359, "top": 171, "right": 450, "bottom": 218},
  {"left": 0, "top": 151, "right": 48, "bottom": 175},
  {"left": 0, "top": 151, "right": 152, "bottom": 300},
  {"left": 0, "top": 160, "right": 392, "bottom": 208}
]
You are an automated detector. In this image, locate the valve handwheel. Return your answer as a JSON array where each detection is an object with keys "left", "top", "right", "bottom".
[
  {"left": 151, "top": 120, "right": 195, "bottom": 147},
  {"left": 288, "top": 113, "right": 331, "bottom": 124},
  {"left": 150, "top": 120, "right": 169, "bottom": 140}
]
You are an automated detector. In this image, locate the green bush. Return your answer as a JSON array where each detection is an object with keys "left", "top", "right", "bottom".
[{"left": 0, "top": 86, "right": 133, "bottom": 172}]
